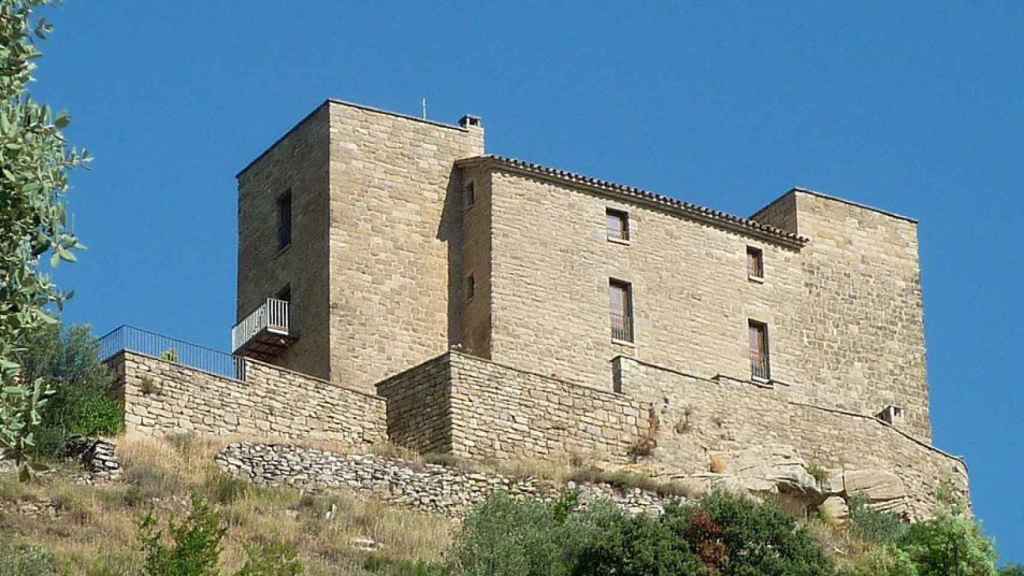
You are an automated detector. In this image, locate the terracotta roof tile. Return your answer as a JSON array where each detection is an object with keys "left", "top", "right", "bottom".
[{"left": 455, "top": 155, "right": 809, "bottom": 248}]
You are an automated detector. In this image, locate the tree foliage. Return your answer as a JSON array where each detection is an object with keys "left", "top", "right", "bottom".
[
  {"left": 0, "top": 0, "right": 89, "bottom": 479},
  {"left": 16, "top": 321, "right": 123, "bottom": 454}
]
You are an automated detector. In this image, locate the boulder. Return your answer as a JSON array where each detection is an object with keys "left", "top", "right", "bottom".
[{"left": 843, "top": 469, "right": 908, "bottom": 515}]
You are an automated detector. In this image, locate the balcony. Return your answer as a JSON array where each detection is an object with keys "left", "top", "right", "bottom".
[{"left": 231, "top": 298, "right": 295, "bottom": 360}]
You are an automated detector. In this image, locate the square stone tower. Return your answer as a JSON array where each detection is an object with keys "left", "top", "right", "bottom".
[{"left": 234, "top": 100, "right": 484, "bottom": 392}]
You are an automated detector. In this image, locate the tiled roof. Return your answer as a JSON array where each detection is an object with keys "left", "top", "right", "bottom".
[{"left": 455, "top": 155, "right": 810, "bottom": 248}]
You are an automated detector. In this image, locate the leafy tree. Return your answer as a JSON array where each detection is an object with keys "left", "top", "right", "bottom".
[
  {"left": 0, "top": 0, "right": 89, "bottom": 480},
  {"left": 900, "top": 511, "right": 997, "bottom": 576},
  {"left": 16, "top": 321, "right": 123, "bottom": 454},
  {"left": 1000, "top": 566, "right": 1024, "bottom": 576}
]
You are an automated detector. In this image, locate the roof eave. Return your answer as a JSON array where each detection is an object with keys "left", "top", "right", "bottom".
[{"left": 457, "top": 156, "right": 809, "bottom": 249}]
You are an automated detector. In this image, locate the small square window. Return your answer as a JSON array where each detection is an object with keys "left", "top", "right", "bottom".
[
  {"left": 465, "top": 274, "right": 475, "bottom": 302},
  {"left": 464, "top": 181, "right": 475, "bottom": 209},
  {"left": 607, "top": 209, "right": 629, "bottom": 242},
  {"left": 746, "top": 246, "right": 764, "bottom": 280}
]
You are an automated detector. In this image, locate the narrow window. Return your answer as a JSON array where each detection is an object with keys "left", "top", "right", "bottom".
[
  {"left": 464, "top": 180, "right": 475, "bottom": 209},
  {"left": 747, "top": 246, "right": 764, "bottom": 280},
  {"left": 276, "top": 190, "right": 292, "bottom": 250},
  {"left": 275, "top": 284, "right": 291, "bottom": 303},
  {"left": 465, "top": 274, "right": 475, "bottom": 302},
  {"left": 609, "top": 279, "right": 634, "bottom": 342},
  {"left": 606, "top": 209, "right": 629, "bottom": 242},
  {"left": 749, "top": 320, "right": 770, "bottom": 381}
]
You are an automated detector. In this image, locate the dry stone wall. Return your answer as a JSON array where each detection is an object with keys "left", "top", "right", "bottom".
[
  {"left": 109, "top": 351, "right": 386, "bottom": 446},
  {"left": 216, "top": 442, "right": 686, "bottom": 517}
]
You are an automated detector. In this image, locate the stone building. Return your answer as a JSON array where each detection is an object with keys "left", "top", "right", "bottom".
[
  {"left": 233, "top": 99, "right": 931, "bottom": 442},
  {"left": 96, "top": 98, "right": 966, "bottom": 518}
]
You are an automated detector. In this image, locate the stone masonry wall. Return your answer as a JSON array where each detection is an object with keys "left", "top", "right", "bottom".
[
  {"left": 326, "top": 102, "right": 485, "bottom": 393},
  {"left": 447, "top": 351, "right": 646, "bottom": 463},
  {"left": 483, "top": 167, "right": 805, "bottom": 391},
  {"left": 237, "top": 104, "right": 332, "bottom": 380},
  {"left": 615, "top": 356, "right": 966, "bottom": 518},
  {"left": 794, "top": 192, "right": 932, "bottom": 441},
  {"left": 109, "top": 351, "right": 386, "bottom": 446},
  {"left": 375, "top": 354, "right": 452, "bottom": 454}
]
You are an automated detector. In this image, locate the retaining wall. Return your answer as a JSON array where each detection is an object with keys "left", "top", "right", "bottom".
[
  {"left": 614, "top": 356, "right": 968, "bottom": 518},
  {"left": 108, "top": 351, "right": 387, "bottom": 446}
]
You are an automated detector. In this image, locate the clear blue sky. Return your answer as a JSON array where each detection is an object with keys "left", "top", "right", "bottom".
[{"left": 35, "top": 2, "right": 1021, "bottom": 562}]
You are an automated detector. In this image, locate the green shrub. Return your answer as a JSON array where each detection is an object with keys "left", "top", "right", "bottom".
[
  {"left": 562, "top": 500, "right": 704, "bottom": 576},
  {"left": 235, "top": 541, "right": 304, "bottom": 576},
  {"left": 848, "top": 496, "right": 908, "bottom": 545},
  {"left": 668, "top": 489, "right": 836, "bottom": 576},
  {"left": 16, "top": 322, "right": 123, "bottom": 455},
  {"left": 841, "top": 545, "right": 919, "bottom": 576},
  {"left": 899, "top": 511, "right": 997, "bottom": 576},
  {"left": 0, "top": 539, "right": 59, "bottom": 576},
  {"left": 450, "top": 491, "right": 567, "bottom": 576},
  {"left": 140, "top": 494, "right": 227, "bottom": 576},
  {"left": 1000, "top": 566, "right": 1024, "bottom": 576},
  {"left": 362, "top": 556, "right": 449, "bottom": 576}
]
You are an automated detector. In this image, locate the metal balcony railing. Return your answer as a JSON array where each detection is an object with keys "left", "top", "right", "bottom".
[
  {"left": 231, "top": 298, "right": 291, "bottom": 355},
  {"left": 751, "top": 353, "right": 771, "bottom": 381},
  {"left": 98, "top": 325, "right": 246, "bottom": 381},
  {"left": 610, "top": 312, "right": 634, "bottom": 343}
]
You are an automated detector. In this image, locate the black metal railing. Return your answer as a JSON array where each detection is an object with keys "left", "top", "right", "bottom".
[
  {"left": 610, "top": 312, "right": 634, "bottom": 343},
  {"left": 98, "top": 325, "right": 246, "bottom": 381},
  {"left": 751, "top": 352, "right": 771, "bottom": 381}
]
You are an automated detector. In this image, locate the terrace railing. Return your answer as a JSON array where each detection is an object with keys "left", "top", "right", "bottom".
[
  {"left": 98, "top": 325, "right": 246, "bottom": 381},
  {"left": 231, "top": 298, "right": 290, "bottom": 354}
]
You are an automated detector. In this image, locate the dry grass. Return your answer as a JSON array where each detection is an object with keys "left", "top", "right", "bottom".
[{"left": 0, "top": 433, "right": 454, "bottom": 576}]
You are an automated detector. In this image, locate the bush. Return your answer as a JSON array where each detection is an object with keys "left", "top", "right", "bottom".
[
  {"left": 668, "top": 490, "right": 836, "bottom": 576},
  {"left": 16, "top": 322, "right": 123, "bottom": 455},
  {"left": 450, "top": 491, "right": 567, "bottom": 576},
  {"left": 451, "top": 491, "right": 705, "bottom": 576},
  {"left": 563, "top": 500, "right": 705, "bottom": 576},
  {"left": 0, "top": 539, "right": 59, "bottom": 576},
  {"left": 900, "top": 511, "right": 997, "bottom": 576},
  {"left": 140, "top": 494, "right": 227, "bottom": 576},
  {"left": 1001, "top": 566, "right": 1024, "bottom": 576},
  {"left": 841, "top": 545, "right": 919, "bottom": 576},
  {"left": 848, "top": 496, "right": 908, "bottom": 545},
  {"left": 235, "top": 541, "right": 304, "bottom": 576}
]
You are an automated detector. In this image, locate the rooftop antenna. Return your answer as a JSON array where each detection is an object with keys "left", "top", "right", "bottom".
[{"left": 421, "top": 97, "right": 427, "bottom": 120}]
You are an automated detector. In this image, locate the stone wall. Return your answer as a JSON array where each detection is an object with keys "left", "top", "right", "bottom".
[
  {"left": 326, "top": 102, "right": 485, "bottom": 393},
  {"left": 375, "top": 354, "right": 452, "bottom": 454},
  {"left": 614, "top": 356, "right": 966, "bottom": 518},
  {"left": 794, "top": 191, "right": 931, "bottom": 441},
  {"left": 478, "top": 165, "right": 806, "bottom": 393},
  {"left": 108, "top": 351, "right": 386, "bottom": 446},
  {"left": 237, "top": 104, "right": 332, "bottom": 380},
  {"left": 375, "top": 351, "right": 646, "bottom": 464},
  {"left": 216, "top": 442, "right": 686, "bottom": 518},
  {"left": 447, "top": 351, "right": 646, "bottom": 463}
]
